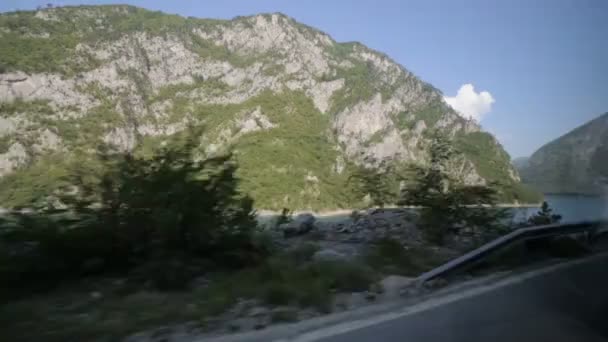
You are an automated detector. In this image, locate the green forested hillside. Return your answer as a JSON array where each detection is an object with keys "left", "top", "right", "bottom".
[{"left": 0, "top": 5, "right": 540, "bottom": 209}]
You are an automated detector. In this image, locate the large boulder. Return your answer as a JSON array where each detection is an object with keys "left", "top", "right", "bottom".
[{"left": 280, "top": 213, "right": 316, "bottom": 238}]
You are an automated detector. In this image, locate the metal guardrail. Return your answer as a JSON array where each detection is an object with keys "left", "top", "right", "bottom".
[{"left": 416, "top": 220, "right": 608, "bottom": 286}]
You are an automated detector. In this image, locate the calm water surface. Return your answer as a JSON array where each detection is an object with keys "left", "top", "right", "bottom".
[
  {"left": 517, "top": 194, "right": 608, "bottom": 223},
  {"left": 259, "top": 194, "right": 608, "bottom": 227}
]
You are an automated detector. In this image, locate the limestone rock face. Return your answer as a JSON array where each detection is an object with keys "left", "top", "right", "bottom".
[{"left": 0, "top": 5, "right": 528, "bottom": 209}]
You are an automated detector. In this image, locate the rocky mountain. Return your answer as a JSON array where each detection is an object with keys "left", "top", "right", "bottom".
[
  {"left": 517, "top": 113, "right": 608, "bottom": 195},
  {"left": 0, "top": 5, "right": 537, "bottom": 209}
]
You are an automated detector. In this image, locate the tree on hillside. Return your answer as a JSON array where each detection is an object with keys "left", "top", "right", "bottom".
[
  {"left": 348, "top": 159, "right": 398, "bottom": 208},
  {"left": 73, "top": 127, "right": 260, "bottom": 263},
  {"left": 399, "top": 131, "right": 510, "bottom": 245}
]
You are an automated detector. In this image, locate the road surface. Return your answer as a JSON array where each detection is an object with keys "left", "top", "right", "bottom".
[{"left": 316, "top": 254, "right": 608, "bottom": 342}]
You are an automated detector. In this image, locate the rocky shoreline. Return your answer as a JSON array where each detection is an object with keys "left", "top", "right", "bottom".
[
  {"left": 259, "top": 208, "right": 470, "bottom": 265},
  {"left": 257, "top": 203, "right": 542, "bottom": 219}
]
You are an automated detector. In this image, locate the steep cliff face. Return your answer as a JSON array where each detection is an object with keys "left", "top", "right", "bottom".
[
  {"left": 0, "top": 5, "right": 533, "bottom": 209},
  {"left": 518, "top": 113, "right": 608, "bottom": 195}
]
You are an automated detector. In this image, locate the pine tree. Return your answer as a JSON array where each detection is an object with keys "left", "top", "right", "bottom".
[
  {"left": 400, "top": 130, "right": 510, "bottom": 245},
  {"left": 349, "top": 159, "right": 397, "bottom": 208},
  {"left": 527, "top": 201, "right": 562, "bottom": 226}
]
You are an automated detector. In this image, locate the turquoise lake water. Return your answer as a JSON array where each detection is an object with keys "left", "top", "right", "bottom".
[
  {"left": 259, "top": 194, "right": 608, "bottom": 226},
  {"left": 517, "top": 194, "right": 608, "bottom": 223}
]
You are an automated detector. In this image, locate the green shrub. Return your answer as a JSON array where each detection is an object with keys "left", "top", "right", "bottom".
[
  {"left": 365, "top": 237, "right": 419, "bottom": 276},
  {"left": 131, "top": 258, "right": 194, "bottom": 291},
  {"left": 295, "top": 280, "right": 333, "bottom": 313},
  {"left": 311, "top": 260, "right": 375, "bottom": 292},
  {"left": 365, "top": 237, "right": 449, "bottom": 276},
  {"left": 286, "top": 242, "right": 319, "bottom": 264},
  {"left": 0, "top": 135, "right": 12, "bottom": 154},
  {"left": 400, "top": 131, "right": 512, "bottom": 245},
  {"left": 0, "top": 128, "right": 267, "bottom": 295},
  {"left": 192, "top": 253, "right": 375, "bottom": 316},
  {"left": 262, "top": 283, "right": 294, "bottom": 306}
]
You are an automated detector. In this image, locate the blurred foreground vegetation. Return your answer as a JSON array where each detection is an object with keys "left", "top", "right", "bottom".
[
  {"left": 0, "top": 128, "right": 561, "bottom": 341},
  {"left": 0, "top": 128, "right": 269, "bottom": 294}
]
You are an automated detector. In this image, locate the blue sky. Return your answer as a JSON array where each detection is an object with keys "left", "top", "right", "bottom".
[{"left": 2, "top": 0, "right": 607, "bottom": 157}]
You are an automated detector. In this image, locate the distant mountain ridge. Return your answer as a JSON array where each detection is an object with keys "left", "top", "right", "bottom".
[
  {"left": 517, "top": 112, "right": 608, "bottom": 195},
  {"left": 511, "top": 157, "right": 529, "bottom": 170}
]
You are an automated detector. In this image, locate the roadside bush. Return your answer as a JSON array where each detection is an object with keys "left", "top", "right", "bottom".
[
  {"left": 365, "top": 237, "right": 414, "bottom": 274},
  {"left": 259, "top": 258, "right": 373, "bottom": 309},
  {"left": 0, "top": 210, "right": 119, "bottom": 296},
  {"left": 400, "top": 131, "right": 511, "bottom": 245},
  {"left": 312, "top": 260, "right": 375, "bottom": 292},
  {"left": 296, "top": 280, "right": 333, "bottom": 313},
  {"left": 131, "top": 258, "right": 194, "bottom": 291},
  {"left": 0, "top": 128, "right": 266, "bottom": 295},
  {"left": 286, "top": 242, "right": 320, "bottom": 264},
  {"left": 251, "top": 230, "right": 279, "bottom": 256},
  {"left": 195, "top": 253, "right": 375, "bottom": 315},
  {"left": 262, "top": 282, "right": 294, "bottom": 306},
  {"left": 364, "top": 237, "right": 446, "bottom": 276},
  {"left": 270, "top": 308, "right": 299, "bottom": 323}
]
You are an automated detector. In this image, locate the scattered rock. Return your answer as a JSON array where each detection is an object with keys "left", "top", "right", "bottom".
[
  {"left": 336, "top": 224, "right": 355, "bottom": 233},
  {"left": 270, "top": 307, "right": 298, "bottom": 323},
  {"left": 333, "top": 292, "right": 368, "bottom": 310},
  {"left": 424, "top": 278, "right": 448, "bottom": 289},
  {"left": 150, "top": 326, "right": 173, "bottom": 340},
  {"left": 312, "top": 248, "right": 347, "bottom": 262},
  {"left": 334, "top": 298, "right": 350, "bottom": 310},
  {"left": 112, "top": 279, "right": 126, "bottom": 287},
  {"left": 400, "top": 285, "right": 425, "bottom": 297},
  {"left": 253, "top": 323, "right": 266, "bottom": 330},
  {"left": 370, "top": 208, "right": 385, "bottom": 215},
  {"left": 380, "top": 275, "right": 414, "bottom": 296},
  {"left": 230, "top": 299, "right": 258, "bottom": 316},
  {"left": 280, "top": 213, "right": 316, "bottom": 238},
  {"left": 227, "top": 323, "right": 240, "bottom": 332},
  {"left": 369, "top": 282, "right": 385, "bottom": 294},
  {"left": 373, "top": 218, "right": 390, "bottom": 229},
  {"left": 247, "top": 306, "right": 269, "bottom": 318},
  {"left": 189, "top": 276, "right": 211, "bottom": 290},
  {"left": 297, "top": 308, "right": 319, "bottom": 321},
  {"left": 90, "top": 291, "right": 103, "bottom": 300}
]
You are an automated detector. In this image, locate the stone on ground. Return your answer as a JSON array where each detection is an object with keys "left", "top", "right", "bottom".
[{"left": 380, "top": 275, "right": 415, "bottom": 296}]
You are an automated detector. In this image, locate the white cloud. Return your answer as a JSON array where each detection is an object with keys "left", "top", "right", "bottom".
[{"left": 443, "top": 84, "right": 495, "bottom": 122}]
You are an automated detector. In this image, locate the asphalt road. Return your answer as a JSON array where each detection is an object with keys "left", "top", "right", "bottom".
[{"left": 317, "top": 255, "right": 608, "bottom": 342}]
